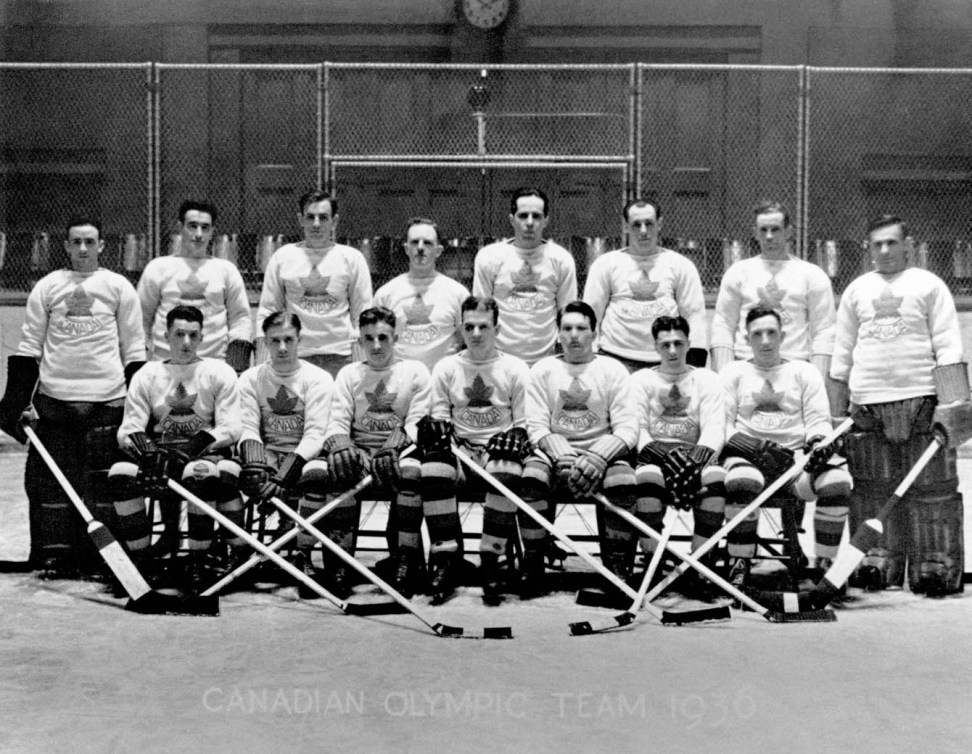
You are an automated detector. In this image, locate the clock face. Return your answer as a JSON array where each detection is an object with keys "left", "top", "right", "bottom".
[{"left": 461, "top": 0, "right": 512, "bottom": 30}]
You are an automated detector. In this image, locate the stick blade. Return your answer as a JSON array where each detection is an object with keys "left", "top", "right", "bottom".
[
  {"left": 125, "top": 591, "right": 220, "bottom": 617},
  {"left": 344, "top": 595, "right": 409, "bottom": 616},
  {"left": 569, "top": 611, "right": 637, "bottom": 637},
  {"left": 765, "top": 609, "right": 837, "bottom": 623},
  {"left": 660, "top": 605, "right": 732, "bottom": 626},
  {"left": 575, "top": 587, "right": 628, "bottom": 610},
  {"left": 432, "top": 623, "right": 514, "bottom": 640}
]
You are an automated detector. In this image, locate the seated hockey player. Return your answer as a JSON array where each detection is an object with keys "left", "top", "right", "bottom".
[
  {"left": 108, "top": 305, "right": 242, "bottom": 589},
  {"left": 236, "top": 311, "right": 333, "bottom": 590},
  {"left": 521, "top": 300, "right": 638, "bottom": 598},
  {"left": 317, "top": 306, "right": 430, "bottom": 599},
  {"left": 721, "top": 306, "right": 852, "bottom": 589},
  {"left": 629, "top": 315, "right": 726, "bottom": 599},
  {"left": 414, "top": 295, "right": 531, "bottom": 606},
  {"left": 831, "top": 213, "right": 969, "bottom": 596}
]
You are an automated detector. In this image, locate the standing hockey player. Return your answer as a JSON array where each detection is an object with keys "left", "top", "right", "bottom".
[
  {"left": 721, "top": 306, "right": 852, "bottom": 589},
  {"left": 831, "top": 214, "right": 967, "bottom": 596},
  {"left": 256, "top": 189, "right": 373, "bottom": 378},
  {"left": 629, "top": 315, "right": 726, "bottom": 597},
  {"left": 236, "top": 311, "right": 333, "bottom": 589},
  {"left": 583, "top": 198, "right": 708, "bottom": 371},
  {"left": 473, "top": 187, "right": 577, "bottom": 366},
  {"left": 415, "top": 295, "right": 531, "bottom": 605},
  {"left": 710, "top": 199, "right": 836, "bottom": 379},
  {"left": 137, "top": 200, "right": 253, "bottom": 372},
  {"left": 319, "top": 306, "right": 430, "bottom": 598},
  {"left": 373, "top": 217, "right": 469, "bottom": 371},
  {"left": 0, "top": 217, "right": 145, "bottom": 577},
  {"left": 108, "top": 305, "right": 242, "bottom": 589},
  {"left": 521, "top": 301, "right": 638, "bottom": 597}
]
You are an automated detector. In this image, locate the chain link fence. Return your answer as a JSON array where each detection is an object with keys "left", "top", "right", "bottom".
[
  {"left": 2, "top": 62, "right": 972, "bottom": 300},
  {"left": 805, "top": 67, "right": 972, "bottom": 294},
  {"left": 0, "top": 63, "right": 151, "bottom": 294}
]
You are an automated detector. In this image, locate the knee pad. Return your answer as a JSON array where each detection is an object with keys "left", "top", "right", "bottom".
[
  {"left": 181, "top": 459, "right": 219, "bottom": 497},
  {"left": 603, "top": 460, "right": 636, "bottom": 499},
  {"left": 813, "top": 466, "right": 853, "bottom": 502},
  {"left": 700, "top": 464, "right": 726, "bottom": 495},
  {"left": 212, "top": 459, "right": 242, "bottom": 502},
  {"left": 298, "top": 459, "right": 329, "bottom": 495},
  {"left": 421, "top": 458, "right": 458, "bottom": 500},
  {"left": 484, "top": 457, "right": 522, "bottom": 488},
  {"left": 108, "top": 461, "right": 140, "bottom": 501},
  {"left": 634, "top": 463, "right": 665, "bottom": 496},
  {"left": 397, "top": 456, "right": 422, "bottom": 494},
  {"left": 521, "top": 456, "right": 553, "bottom": 500},
  {"left": 724, "top": 457, "right": 764, "bottom": 496}
]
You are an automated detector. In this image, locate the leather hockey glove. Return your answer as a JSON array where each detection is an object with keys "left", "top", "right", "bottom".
[
  {"left": 637, "top": 441, "right": 669, "bottom": 468},
  {"left": 165, "top": 430, "right": 217, "bottom": 478},
  {"left": 416, "top": 416, "right": 455, "bottom": 457},
  {"left": 566, "top": 434, "right": 628, "bottom": 497},
  {"left": 801, "top": 435, "right": 832, "bottom": 475},
  {"left": 724, "top": 432, "right": 794, "bottom": 481},
  {"left": 324, "top": 434, "right": 367, "bottom": 488},
  {"left": 238, "top": 438, "right": 274, "bottom": 499},
  {"left": 372, "top": 426, "right": 410, "bottom": 490},
  {"left": 932, "top": 401, "right": 972, "bottom": 448},
  {"left": 538, "top": 432, "right": 577, "bottom": 481},
  {"left": 129, "top": 431, "right": 167, "bottom": 499},
  {"left": 485, "top": 426, "right": 531, "bottom": 463},
  {"left": 0, "top": 355, "right": 39, "bottom": 444},
  {"left": 663, "top": 445, "right": 714, "bottom": 510}
]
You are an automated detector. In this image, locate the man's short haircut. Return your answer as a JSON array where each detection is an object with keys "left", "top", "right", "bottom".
[
  {"left": 509, "top": 187, "right": 549, "bottom": 216},
  {"left": 359, "top": 306, "right": 396, "bottom": 330},
  {"left": 745, "top": 305, "right": 783, "bottom": 330},
  {"left": 166, "top": 304, "right": 204, "bottom": 330},
  {"left": 460, "top": 295, "right": 499, "bottom": 326},
  {"left": 406, "top": 216, "right": 442, "bottom": 244},
  {"left": 622, "top": 197, "right": 663, "bottom": 223},
  {"left": 753, "top": 198, "right": 791, "bottom": 227},
  {"left": 557, "top": 300, "right": 597, "bottom": 331},
  {"left": 651, "top": 315, "right": 690, "bottom": 341},
  {"left": 298, "top": 189, "right": 337, "bottom": 216},
  {"left": 262, "top": 311, "right": 302, "bottom": 335},
  {"left": 866, "top": 213, "right": 908, "bottom": 240},
  {"left": 178, "top": 200, "right": 218, "bottom": 224},
  {"left": 65, "top": 217, "right": 102, "bottom": 238}
]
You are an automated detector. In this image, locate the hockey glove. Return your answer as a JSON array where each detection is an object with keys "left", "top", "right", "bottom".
[
  {"left": 238, "top": 438, "right": 273, "bottom": 498},
  {"left": 663, "top": 445, "right": 714, "bottom": 510},
  {"left": 416, "top": 416, "right": 454, "bottom": 457},
  {"left": 566, "top": 450, "right": 608, "bottom": 497},
  {"left": 129, "top": 431, "right": 167, "bottom": 499},
  {"left": 537, "top": 432, "right": 578, "bottom": 481},
  {"left": 372, "top": 426, "right": 410, "bottom": 490},
  {"left": 637, "top": 441, "right": 669, "bottom": 468},
  {"left": 724, "top": 432, "right": 794, "bottom": 481},
  {"left": 0, "top": 355, "right": 39, "bottom": 444},
  {"left": 324, "top": 434, "right": 367, "bottom": 488},
  {"left": 932, "top": 401, "right": 972, "bottom": 448},
  {"left": 163, "top": 430, "right": 217, "bottom": 478},
  {"left": 801, "top": 435, "right": 833, "bottom": 475},
  {"left": 485, "top": 426, "right": 531, "bottom": 463}
]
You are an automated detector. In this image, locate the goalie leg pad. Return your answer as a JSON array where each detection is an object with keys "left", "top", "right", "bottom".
[
  {"left": 907, "top": 485, "right": 964, "bottom": 595},
  {"left": 868, "top": 397, "right": 933, "bottom": 444},
  {"left": 82, "top": 421, "right": 123, "bottom": 537},
  {"left": 25, "top": 424, "right": 84, "bottom": 567},
  {"left": 852, "top": 482, "right": 906, "bottom": 588}
]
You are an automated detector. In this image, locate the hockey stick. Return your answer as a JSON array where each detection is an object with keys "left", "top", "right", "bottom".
[
  {"left": 641, "top": 417, "right": 855, "bottom": 610},
  {"left": 594, "top": 493, "right": 831, "bottom": 623},
  {"left": 749, "top": 435, "right": 943, "bottom": 613},
  {"left": 201, "top": 475, "right": 372, "bottom": 596},
  {"left": 569, "top": 512, "right": 675, "bottom": 635},
  {"left": 202, "top": 447, "right": 415, "bottom": 596},
  {"left": 269, "top": 496, "right": 513, "bottom": 639},
  {"left": 23, "top": 426, "right": 218, "bottom": 617},
  {"left": 454, "top": 444, "right": 723, "bottom": 625}
]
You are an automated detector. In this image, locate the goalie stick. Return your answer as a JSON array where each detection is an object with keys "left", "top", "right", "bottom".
[
  {"left": 641, "top": 417, "right": 855, "bottom": 613},
  {"left": 748, "top": 435, "right": 943, "bottom": 614},
  {"left": 270, "top": 496, "right": 513, "bottom": 639},
  {"left": 453, "top": 445, "right": 723, "bottom": 626},
  {"left": 24, "top": 426, "right": 218, "bottom": 617}
]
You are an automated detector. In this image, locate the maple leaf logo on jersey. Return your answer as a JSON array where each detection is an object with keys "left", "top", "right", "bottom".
[
  {"left": 660, "top": 383, "right": 690, "bottom": 417},
  {"left": 300, "top": 268, "right": 331, "bottom": 297},
  {"left": 511, "top": 261, "right": 540, "bottom": 293},
  {"left": 756, "top": 276, "right": 786, "bottom": 311},
  {"left": 752, "top": 379, "right": 783, "bottom": 414},
  {"left": 404, "top": 294, "right": 433, "bottom": 325},
  {"left": 177, "top": 273, "right": 207, "bottom": 302},
  {"left": 165, "top": 382, "right": 197, "bottom": 415},
  {"left": 560, "top": 378, "right": 592, "bottom": 411},
  {"left": 365, "top": 379, "right": 397, "bottom": 414},
  {"left": 630, "top": 270, "right": 659, "bottom": 301},
  {"left": 872, "top": 287, "right": 903, "bottom": 319},
  {"left": 267, "top": 384, "right": 298, "bottom": 416},
  {"left": 464, "top": 374, "right": 495, "bottom": 408},
  {"left": 65, "top": 286, "right": 94, "bottom": 317}
]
